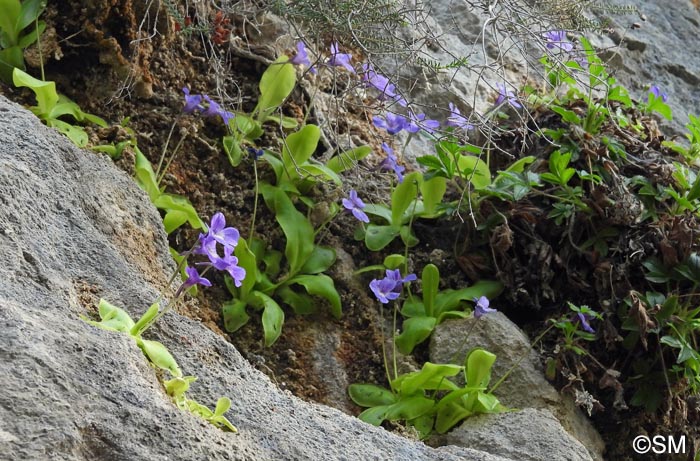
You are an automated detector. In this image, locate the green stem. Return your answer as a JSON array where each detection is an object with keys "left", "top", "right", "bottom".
[
  {"left": 448, "top": 319, "right": 478, "bottom": 364},
  {"left": 392, "top": 300, "right": 399, "bottom": 382},
  {"left": 36, "top": 16, "right": 44, "bottom": 81},
  {"left": 146, "top": 265, "right": 213, "bottom": 332},
  {"left": 379, "top": 300, "right": 393, "bottom": 391},
  {"left": 489, "top": 322, "right": 556, "bottom": 394},
  {"left": 531, "top": 188, "right": 590, "bottom": 211},
  {"left": 156, "top": 121, "right": 177, "bottom": 181},
  {"left": 402, "top": 180, "right": 420, "bottom": 286},
  {"left": 139, "top": 240, "right": 200, "bottom": 334},
  {"left": 157, "top": 129, "right": 187, "bottom": 186},
  {"left": 248, "top": 159, "right": 259, "bottom": 246}
]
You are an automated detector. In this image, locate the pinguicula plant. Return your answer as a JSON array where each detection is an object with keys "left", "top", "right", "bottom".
[
  {"left": 81, "top": 212, "right": 245, "bottom": 432},
  {"left": 395, "top": 263, "right": 503, "bottom": 354},
  {"left": 350, "top": 268, "right": 505, "bottom": 438},
  {"left": 356, "top": 171, "right": 446, "bottom": 251},
  {"left": 222, "top": 183, "right": 341, "bottom": 346},
  {"left": 349, "top": 349, "right": 506, "bottom": 439},
  {"left": 222, "top": 55, "right": 298, "bottom": 167},
  {"left": 219, "top": 55, "right": 357, "bottom": 202},
  {"left": 262, "top": 123, "right": 342, "bottom": 194}
]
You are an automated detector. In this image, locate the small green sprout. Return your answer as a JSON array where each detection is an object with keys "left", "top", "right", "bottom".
[
  {"left": 223, "top": 183, "right": 341, "bottom": 346},
  {"left": 12, "top": 68, "right": 107, "bottom": 147},
  {"left": 552, "top": 302, "right": 601, "bottom": 355}
]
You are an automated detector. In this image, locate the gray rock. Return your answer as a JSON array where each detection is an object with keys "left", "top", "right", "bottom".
[
  {"left": 435, "top": 408, "right": 594, "bottom": 461},
  {"left": 0, "top": 95, "right": 512, "bottom": 460},
  {"left": 587, "top": 0, "right": 700, "bottom": 137},
  {"left": 429, "top": 314, "right": 605, "bottom": 460},
  {"left": 308, "top": 321, "right": 352, "bottom": 411}
]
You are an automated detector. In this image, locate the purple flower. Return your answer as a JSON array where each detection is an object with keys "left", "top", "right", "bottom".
[
  {"left": 290, "top": 41, "right": 317, "bottom": 74},
  {"left": 203, "top": 95, "right": 235, "bottom": 125},
  {"left": 649, "top": 85, "right": 668, "bottom": 102},
  {"left": 193, "top": 213, "right": 240, "bottom": 263},
  {"left": 379, "top": 143, "right": 404, "bottom": 183},
  {"left": 373, "top": 112, "right": 413, "bottom": 135},
  {"left": 408, "top": 111, "right": 440, "bottom": 135},
  {"left": 182, "top": 266, "right": 212, "bottom": 289},
  {"left": 342, "top": 190, "right": 369, "bottom": 223},
  {"left": 189, "top": 211, "right": 246, "bottom": 286},
  {"left": 543, "top": 30, "right": 573, "bottom": 53},
  {"left": 370, "top": 278, "right": 401, "bottom": 304},
  {"left": 362, "top": 63, "right": 407, "bottom": 106},
  {"left": 385, "top": 269, "right": 417, "bottom": 293},
  {"left": 362, "top": 63, "right": 391, "bottom": 91},
  {"left": 183, "top": 87, "right": 203, "bottom": 113},
  {"left": 328, "top": 42, "right": 355, "bottom": 73},
  {"left": 495, "top": 83, "right": 522, "bottom": 109},
  {"left": 175, "top": 266, "right": 213, "bottom": 298},
  {"left": 247, "top": 147, "right": 264, "bottom": 159},
  {"left": 575, "top": 312, "right": 595, "bottom": 333},
  {"left": 290, "top": 41, "right": 310, "bottom": 66},
  {"left": 194, "top": 233, "right": 219, "bottom": 260},
  {"left": 473, "top": 296, "right": 496, "bottom": 319},
  {"left": 206, "top": 212, "right": 240, "bottom": 248},
  {"left": 445, "top": 103, "right": 473, "bottom": 130},
  {"left": 211, "top": 245, "right": 246, "bottom": 287},
  {"left": 369, "top": 269, "right": 416, "bottom": 303},
  {"left": 573, "top": 55, "right": 588, "bottom": 69}
]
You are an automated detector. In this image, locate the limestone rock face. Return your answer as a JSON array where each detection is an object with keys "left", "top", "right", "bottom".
[
  {"left": 0, "top": 96, "right": 509, "bottom": 461},
  {"left": 587, "top": 0, "right": 700, "bottom": 137}
]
